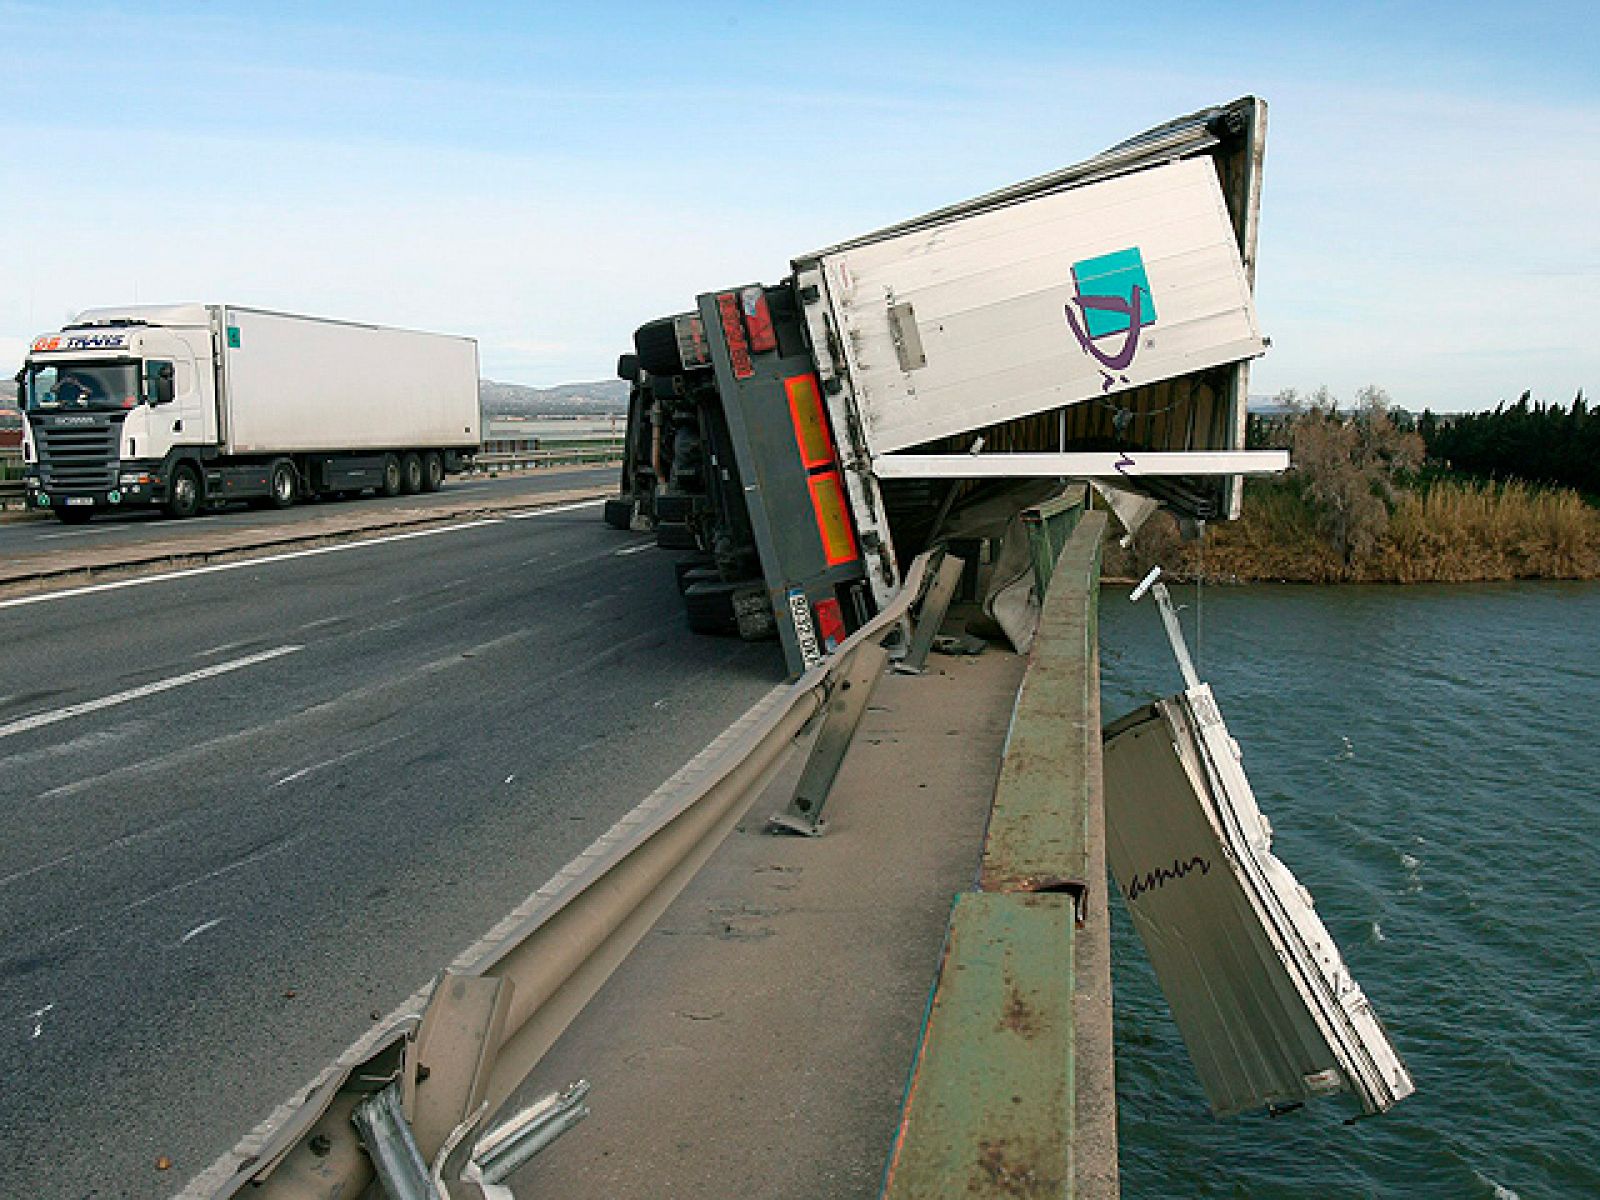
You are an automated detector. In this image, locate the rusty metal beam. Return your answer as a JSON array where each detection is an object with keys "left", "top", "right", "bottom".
[
  {"left": 980, "top": 511, "right": 1106, "bottom": 900},
  {"left": 881, "top": 892, "right": 1077, "bottom": 1199}
]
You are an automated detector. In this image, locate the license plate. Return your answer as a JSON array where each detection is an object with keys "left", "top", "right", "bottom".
[{"left": 65, "top": 497, "right": 95, "bottom": 507}]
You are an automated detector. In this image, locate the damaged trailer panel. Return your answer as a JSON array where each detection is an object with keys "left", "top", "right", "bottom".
[{"left": 1102, "top": 684, "right": 1416, "bottom": 1117}]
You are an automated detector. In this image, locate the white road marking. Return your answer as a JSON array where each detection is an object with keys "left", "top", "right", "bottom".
[
  {"left": 38, "top": 524, "right": 136, "bottom": 540},
  {"left": 613, "top": 541, "right": 654, "bottom": 556},
  {"left": 175, "top": 678, "right": 790, "bottom": 1200},
  {"left": 0, "top": 520, "right": 502, "bottom": 611},
  {"left": 270, "top": 735, "right": 405, "bottom": 789},
  {"left": 194, "top": 641, "right": 245, "bottom": 659},
  {"left": 179, "top": 917, "right": 225, "bottom": 944},
  {"left": 0, "top": 499, "right": 604, "bottom": 611},
  {"left": 502, "top": 498, "right": 606, "bottom": 519},
  {"left": 0, "top": 645, "right": 302, "bottom": 742},
  {"left": 28, "top": 1003, "right": 54, "bottom": 1039}
]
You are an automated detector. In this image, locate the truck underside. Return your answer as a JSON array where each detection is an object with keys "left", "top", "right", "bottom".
[{"left": 608, "top": 98, "right": 1273, "bottom": 673}]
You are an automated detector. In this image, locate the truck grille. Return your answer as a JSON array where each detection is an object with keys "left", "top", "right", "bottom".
[{"left": 35, "top": 417, "right": 122, "bottom": 491}]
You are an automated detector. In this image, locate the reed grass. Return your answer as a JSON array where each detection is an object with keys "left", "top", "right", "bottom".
[{"left": 1104, "top": 478, "right": 1600, "bottom": 583}]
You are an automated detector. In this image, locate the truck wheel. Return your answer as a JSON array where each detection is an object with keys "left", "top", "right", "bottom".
[
  {"left": 269, "top": 460, "right": 297, "bottom": 509},
  {"left": 379, "top": 454, "right": 403, "bottom": 497},
  {"left": 603, "top": 496, "right": 634, "bottom": 530},
  {"left": 55, "top": 508, "right": 93, "bottom": 525},
  {"left": 166, "top": 465, "right": 201, "bottom": 518},
  {"left": 421, "top": 451, "right": 444, "bottom": 492},
  {"left": 633, "top": 316, "right": 686, "bottom": 377},
  {"left": 400, "top": 452, "right": 424, "bottom": 495},
  {"left": 656, "top": 522, "right": 699, "bottom": 550},
  {"left": 683, "top": 580, "right": 740, "bottom": 635},
  {"left": 733, "top": 587, "right": 777, "bottom": 642}
]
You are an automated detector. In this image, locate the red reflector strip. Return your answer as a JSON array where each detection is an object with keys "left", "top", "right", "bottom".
[
  {"left": 715, "top": 292, "right": 754, "bottom": 379},
  {"left": 808, "top": 470, "right": 859, "bottom": 566},
  {"left": 784, "top": 374, "right": 836, "bottom": 469},
  {"left": 814, "top": 597, "right": 846, "bottom": 652},
  {"left": 741, "top": 286, "right": 777, "bottom": 353}
]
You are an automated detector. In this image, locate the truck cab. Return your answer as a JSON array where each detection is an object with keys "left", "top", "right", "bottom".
[{"left": 20, "top": 305, "right": 217, "bottom": 521}]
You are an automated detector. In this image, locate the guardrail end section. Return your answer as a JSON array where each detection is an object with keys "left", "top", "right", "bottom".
[{"left": 882, "top": 892, "right": 1076, "bottom": 1199}]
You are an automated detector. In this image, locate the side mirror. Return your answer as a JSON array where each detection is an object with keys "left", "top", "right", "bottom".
[
  {"left": 616, "top": 353, "right": 640, "bottom": 383},
  {"left": 147, "top": 361, "right": 176, "bottom": 405}
]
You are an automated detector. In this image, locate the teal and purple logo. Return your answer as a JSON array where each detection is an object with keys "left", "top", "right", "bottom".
[{"left": 1064, "top": 246, "right": 1156, "bottom": 391}]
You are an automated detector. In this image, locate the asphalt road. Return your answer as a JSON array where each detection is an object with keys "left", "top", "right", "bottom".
[
  {"left": 0, "top": 499, "right": 784, "bottom": 1198},
  {"left": 0, "top": 467, "right": 617, "bottom": 556}
]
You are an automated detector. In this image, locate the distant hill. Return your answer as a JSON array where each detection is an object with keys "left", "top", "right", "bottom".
[{"left": 480, "top": 378, "right": 628, "bottom": 416}]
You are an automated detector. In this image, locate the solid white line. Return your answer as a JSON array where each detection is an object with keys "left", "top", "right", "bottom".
[
  {"left": 0, "top": 498, "right": 605, "bottom": 611},
  {"left": 613, "top": 541, "right": 654, "bottom": 556},
  {"left": 0, "top": 645, "right": 302, "bottom": 742},
  {"left": 0, "top": 520, "right": 503, "bottom": 611},
  {"left": 502, "top": 498, "right": 607, "bottom": 519}
]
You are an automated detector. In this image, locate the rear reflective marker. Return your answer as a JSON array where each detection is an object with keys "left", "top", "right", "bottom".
[
  {"left": 785, "top": 374, "right": 837, "bottom": 469},
  {"left": 808, "top": 470, "right": 858, "bottom": 566}
]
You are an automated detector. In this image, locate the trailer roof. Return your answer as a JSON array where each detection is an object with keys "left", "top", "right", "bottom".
[{"left": 793, "top": 97, "right": 1258, "bottom": 269}]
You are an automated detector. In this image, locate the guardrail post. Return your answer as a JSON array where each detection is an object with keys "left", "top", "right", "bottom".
[
  {"left": 767, "top": 641, "right": 891, "bottom": 837},
  {"left": 896, "top": 553, "right": 966, "bottom": 674}
]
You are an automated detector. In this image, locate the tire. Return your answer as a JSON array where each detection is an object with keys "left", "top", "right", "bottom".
[
  {"left": 421, "top": 451, "right": 444, "bottom": 493},
  {"left": 733, "top": 587, "right": 777, "bottom": 642},
  {"left": 165, "top": 464, "right": 201, "bottom": 518},
  {"left": 677, "top": 565, "right": 721, "bottom": 596},
  {"left": 683, "top": 580, "right": 740, "bottom": 635},
  {"left": 378, "top": 453, "right": 402, "bottom": 498},
  {"left": 603, "top": 496, "right": 634, "bottom": 530},
  {"left": 400, "top": 452, "right": 424, "bottom": 495},
  {"left": 55, "top": 508, "right": 93, "bottom": 525},
  {"left": 269, "top": 460, "right": 297, "bottom": 509},
  {"left": 656, "top": 522, "right": 699, "bottom": 551},
  {"left": 633, "top": 316, "right": 687, "bottom": 376}
]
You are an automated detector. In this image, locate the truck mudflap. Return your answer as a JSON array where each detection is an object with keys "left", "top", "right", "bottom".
[{"left": 1103, "top": 684, "right": 1415, "bottom": 1118}]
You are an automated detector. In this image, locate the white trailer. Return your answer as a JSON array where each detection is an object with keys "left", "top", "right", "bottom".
[{"left": 17, "top": 304, "right": 480, "bottom": 522}]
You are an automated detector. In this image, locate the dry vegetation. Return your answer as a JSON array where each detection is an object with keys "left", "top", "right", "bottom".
[{"left": 1104, "top": 388, "right": 1600, "bottom": 583}]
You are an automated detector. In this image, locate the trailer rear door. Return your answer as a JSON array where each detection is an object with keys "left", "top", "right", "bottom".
[{"left": 1102, "top": 684, "right": 1415, "bottom": 1117}]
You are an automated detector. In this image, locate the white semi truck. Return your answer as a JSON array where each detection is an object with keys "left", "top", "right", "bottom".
[{"left": 16, "top": 304, "right": 481, "bottom": 523}]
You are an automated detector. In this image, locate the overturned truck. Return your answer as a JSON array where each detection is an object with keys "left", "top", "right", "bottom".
[{"left": 606, "top": 97, "right": 1286, "bottom": 675}]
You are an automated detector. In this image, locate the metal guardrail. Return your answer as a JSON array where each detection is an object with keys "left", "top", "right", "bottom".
[
  {"left": 469, "top": 446, "right": 622, "bottom": 473},
  {"left": 191, "top": 552, "right": 943, "bottom": 1200},
  {"left": 882, "top": 507, "right": 1118, "bottom": 1200}
]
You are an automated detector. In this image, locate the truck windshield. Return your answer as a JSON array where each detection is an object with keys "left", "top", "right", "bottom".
[{"left": 26, "top": 362, "right": 141, "bottom": 412}]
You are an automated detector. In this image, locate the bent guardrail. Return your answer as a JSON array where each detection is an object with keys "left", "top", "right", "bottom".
[{"left": 188, "top": 553, "right": 942, "bottom": 1200}]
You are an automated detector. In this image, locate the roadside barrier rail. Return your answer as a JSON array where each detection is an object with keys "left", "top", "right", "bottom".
[
  {"left": 468, "top": 446, "right": 622, "bottom": 472},
  {"left": 882, "top": 506, "right": 1118, "bottom": 1200},
  {"left": 194, "top": 552, "right": 942, "bottom": 1200}
]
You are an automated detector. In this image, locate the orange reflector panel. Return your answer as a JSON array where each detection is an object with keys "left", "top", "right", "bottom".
[
  {"left": 785, "top": 374, "right": 836, "bottom": 470},
  {"left": 808, "top": 470, "right": 858, "bottom": 566}
]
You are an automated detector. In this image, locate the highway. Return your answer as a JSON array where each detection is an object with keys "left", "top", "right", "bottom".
[
  {"left": 0, "top": 467, "right": 616, "bottom": 558},
  {"left": 0, "top": 496, "right": 784, "bottom": 1197}
]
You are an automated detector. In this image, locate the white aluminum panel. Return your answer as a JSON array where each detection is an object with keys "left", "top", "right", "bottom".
[
  {"left": 1103, "top": 685, "right": 1415, "bottom": 1118},
  {"left": 221, "top": 309, "right": 479, "bottom": 455},
  {"left": 818, "top": 158, "right": 1263, "bottom": 456}
]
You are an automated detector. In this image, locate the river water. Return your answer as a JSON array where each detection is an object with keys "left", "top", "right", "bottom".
[{"left": 1097, "top": 581, "right": 1600, "bottom": 1200}]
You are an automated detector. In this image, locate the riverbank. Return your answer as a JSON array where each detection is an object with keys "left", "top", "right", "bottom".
[{"left": 1106, "top": 478, "right": 1600, "bottom": 583}]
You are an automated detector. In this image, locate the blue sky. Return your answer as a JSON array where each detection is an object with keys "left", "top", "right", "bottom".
[{"left": 2, "top": 1, "right": 1594, "bottom": 411}]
